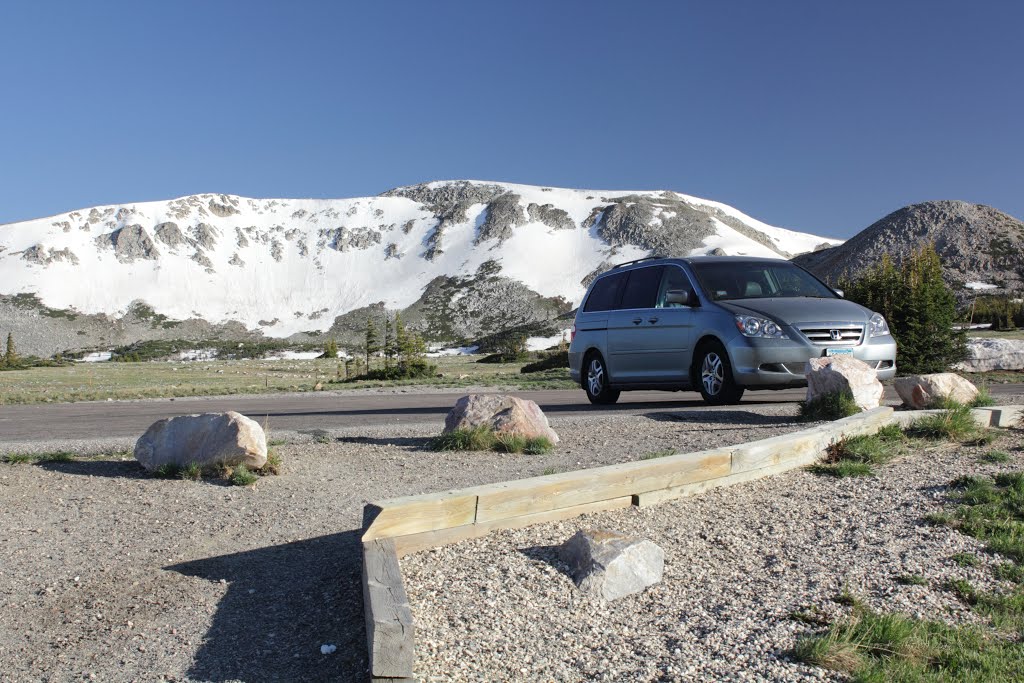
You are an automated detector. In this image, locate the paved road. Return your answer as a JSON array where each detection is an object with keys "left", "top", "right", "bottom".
[{"left": 2, "top": 385, "right": 1022, "bottom": 443}]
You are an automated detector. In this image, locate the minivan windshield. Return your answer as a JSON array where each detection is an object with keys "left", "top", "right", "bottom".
[{"left": 689, "top": 261, "right": 836, "bottom": 301}]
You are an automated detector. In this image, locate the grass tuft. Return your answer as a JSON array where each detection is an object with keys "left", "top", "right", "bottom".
[
  {"left": 807, "top": 461, "right": 874, "bottom": 478},
  {"left": 2, "top": 453, "right": 35, "bottom": 464},
  {"left": 807, "top": 431, "right": 905, "bottom": 478},
  {"left": 429, "top": 426, "right": 497, "bottom": 452},
  {"left": 981, "top": 450, "right": 1011, "bottom": 464},
  {"left": 230, "top": 464, "right": 259, "bottom": 487},
  {"left": 907, "top": 401, "right": 980, "bottom": 441},
  {"left": 256, "top": 450, "right": 283, "bottom": 476},
  {"left": 798, "top": 390, "right": 861, "bottom": 422},
  {"left": 969, "top": 386, "right": 996, "bottom": 408},
  {"left": 896, "top": 574, "right": 928, "bottom": 586},
  {"left": 952, "top": 552, "right": 980, "bottom": 567},
  {"left": 639, "top": 448, "right": 676, "bottom": 460},
  {"left": 179, "top": 462, "right": 203, "bottom": 481},
  {"left": 153, "top": 463, "right": 182, "bottom": 478},
  {"left": 430, "top": 426, "right": 553, "bottom": 455}
]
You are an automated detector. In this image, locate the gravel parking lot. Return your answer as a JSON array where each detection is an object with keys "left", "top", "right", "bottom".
[{"left": 1, "top": 398, "right": 1020, "bottom": 682}]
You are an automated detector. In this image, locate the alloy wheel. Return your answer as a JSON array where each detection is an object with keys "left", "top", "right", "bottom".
[{"left": 701, "top": 352, "right": 723, "bottom": 396}]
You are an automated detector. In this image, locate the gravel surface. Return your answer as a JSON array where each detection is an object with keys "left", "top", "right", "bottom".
[
  {"left": 1, "top": 397, "right": 1021, "bottom": 682},
  {"left": 402, "top": 431, "right": 1024, "bottom": 683}
]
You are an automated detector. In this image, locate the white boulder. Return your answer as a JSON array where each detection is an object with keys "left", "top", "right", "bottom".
[
  {"left": 894, "top": 373, "right": 979, "bottom": 409},
  {"left": 559, "top": 529, "right": 664, "bottom": 602},
  {"left": 134, "top": 411, "right": 267, "bottom": 472},
  {"left": 804, "top": 356, "right": 883, "bottom": 411},
  {"left": 956, "top": 338, "right": 1024, "bottom": 373},
  {"left": 444, "top": 394, "right": 559, "bottom": 444}
]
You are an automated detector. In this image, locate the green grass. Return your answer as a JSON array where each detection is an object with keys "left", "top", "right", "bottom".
[
  {"left": 981, "top": 450, "right": 1011, "bottom": 464},
  {"left": 153, "top": 463, "right": 182, "bottom": 478},
  {"left": 229, "top": 464, "right": 259, "bottom": 487},
  {"left": 896, "top": 574, "right": 928, "bottom": 586},
  {"left": 792, "top": 603, "right": 1024, "bottom": 681},
  {"left": 0, "top": 354, "right": 576, "bottom": 405},
  {"left": 179, "top": 462, "right": 203, "bottom": 481},
  {"left": 429, "top": 426, "right": 497, "bottom": 451},
  {"left": 541, "top": 466, "right": 561, "bottom": 476},
  {"left": 2, "top": 453, "right": 36, "bottom": 464},
  {"left": 953, "top": 552, "right": 980, "bottom": 567},
  {"left": 807, "top": 432, "right": 904, "bottom": 478},
  {"left": 431, "top": 426, "right": 553, "bottom": 454},
  {"left": 969, "top": 386, "right": 996, "bottom": 408},
  {"left": 807, "top": 461, "right": 875, "bottom": 478},
  {"left": 906, "top": 402, "right": 980, "bottom": 441},
  {"left": 798, "top": 390, "right": 862, "bottom": 422},
  {"left": 639, "top": 448, "right": 676, "bottom": 460},
  {"left": 256, "top": 451, "right": 283, "bottom": 476}
]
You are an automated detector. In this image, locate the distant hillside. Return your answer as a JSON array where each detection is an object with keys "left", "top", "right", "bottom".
[
  {"left": 793, "top": 201, "right": 1024, "bottom": 296},
  {"left": 0, "top": 180, "right": 837, "bottom": 356}
]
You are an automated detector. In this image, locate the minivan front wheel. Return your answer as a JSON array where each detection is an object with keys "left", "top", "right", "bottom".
[
  {"left": 584, "top": 353, "right": 620, "bottom": 405},
  {"left": 695, "top": 342, "right": 744, "bottom": 405}
]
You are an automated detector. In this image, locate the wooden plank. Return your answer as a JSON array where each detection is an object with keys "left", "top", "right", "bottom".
[
  {"left": 362, "top": 538, "right": 416, "bottom": 679},
  {"left": 362, "top": 491, "right": 478, "bottom": 541},
  {"left": 635, "top": 449, "right": 823, "bottom": 507},
  {"left": 730, "top": 428, "right": 829, "bottom": 474},
  {"left": 393, "top": 496, "right": 634, "bottom": 557},
  {"left": 471, "top": 448, "right": 731, "bottom": 523}
]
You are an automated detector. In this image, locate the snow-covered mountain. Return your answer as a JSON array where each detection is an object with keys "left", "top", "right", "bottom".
[{"left": 0, "top": 181, "right": 839, "bottom": 355}]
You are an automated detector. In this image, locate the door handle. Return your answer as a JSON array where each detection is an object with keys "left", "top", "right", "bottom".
[
  {"left": 632, "top": 317, "right": 643, "bottom": 325},
  {"left": 648, "top": 317, "right": 659, "bottom": 324}
]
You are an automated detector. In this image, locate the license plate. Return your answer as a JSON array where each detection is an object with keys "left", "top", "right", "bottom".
[{"left": 826, "top": 348, "right": 854, "bottom": 357}]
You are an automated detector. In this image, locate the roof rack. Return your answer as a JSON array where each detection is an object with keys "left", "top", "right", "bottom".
[{"left": 612, "top": 256, "right": 662, "bottom": 269}]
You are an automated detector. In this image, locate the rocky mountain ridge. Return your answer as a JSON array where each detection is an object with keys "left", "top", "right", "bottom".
[
  {"left": 0, "top": 180, "right": 835, "bottom": 356},
  {"left": 794, "top": 200, "right": 1024, "bottom": 296}
]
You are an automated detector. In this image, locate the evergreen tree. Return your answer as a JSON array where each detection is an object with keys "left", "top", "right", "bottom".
[
  {"left": 4, "top": 332, "right": 16, "bottom": 367},
  {"left": 842, "top": 244, "right": 966, "bottom": 375},
  {"left": 394, "top": 312, "right": 410, "bottom": 368},
  {"left": 323, "top": 338, "right": 338, "bottom": 359},
  {"left": 382, "top": 312, "right": 394, "bottom": 369},
  {"left": 364, "top": 317, "right": 380, "bottom": 371}
]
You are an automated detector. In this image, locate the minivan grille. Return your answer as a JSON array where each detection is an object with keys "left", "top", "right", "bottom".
[{"left": 799, "top": 325, "right": 864, "bottom": 346}]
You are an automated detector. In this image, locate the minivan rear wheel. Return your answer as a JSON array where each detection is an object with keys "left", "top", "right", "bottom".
[
  {"left": 584, "top": 352, "right": 620, "bottom": 405},
  {"left": 695, "top": 342, "right": 745, "bottom": 405}
]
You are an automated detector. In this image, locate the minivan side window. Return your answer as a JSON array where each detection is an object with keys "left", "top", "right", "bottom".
[
  {"left": 583, "top": 272, "right": 628, "bottom": 312},
  {"left": 619, "top": 266, "right": 664, "bottom": 310},
  {"left": 656, "top": 266, "right": 694, "bottom": 308}
]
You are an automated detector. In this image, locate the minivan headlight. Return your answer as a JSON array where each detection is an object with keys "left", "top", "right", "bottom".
[
  {"left": 868, "top": 313, "right": 890, "bottom": 338},
  {"left": 735, "top": 315, "right": 787, "bottom": 339}
]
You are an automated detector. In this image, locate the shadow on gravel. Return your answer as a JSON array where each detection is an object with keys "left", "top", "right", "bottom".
[
  {"left": 36, "top": 459, "right": 149, "bottom": 479},
  {"left": 646, "top": 410, "right": 798, "bottom": 427},
  {"left": 334, "top": 435, "right": 432, "bottom": 449},
  {"left": 166, "top": 529, "right": 367, "bottom": 682},
  {"left": 519, "top": 544, "right": 573, "bottom": 580}
]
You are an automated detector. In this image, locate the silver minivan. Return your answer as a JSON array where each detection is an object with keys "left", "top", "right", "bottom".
[{"left": 568, "top": 256, "right": 897, "bottom": 405}]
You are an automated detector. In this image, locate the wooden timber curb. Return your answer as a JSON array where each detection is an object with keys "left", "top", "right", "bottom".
[{"left": 359, "top": 404, "right": 1022, "bottom": 681}]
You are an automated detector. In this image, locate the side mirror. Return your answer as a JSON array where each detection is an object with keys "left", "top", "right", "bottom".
[
  {"left": 665, "top": 289, "right": 698, "bottom": 307},
  {"left": 834, "top": 288, "right": 845, "bottom": 298}
]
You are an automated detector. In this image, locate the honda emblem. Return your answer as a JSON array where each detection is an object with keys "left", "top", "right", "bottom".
[{"left": 829, "top": 330, "right": 842, "bottom": 341}]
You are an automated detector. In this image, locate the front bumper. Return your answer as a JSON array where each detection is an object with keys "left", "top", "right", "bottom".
[{"left": 726, "top": 334, "right": 898, "bottom": 387}]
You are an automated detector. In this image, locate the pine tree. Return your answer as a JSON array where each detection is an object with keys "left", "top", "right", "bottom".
[
  {"left": 394, "top": 312, "right": 410, "bottom": 369},
  {"left": 4, "top": 332, "right": 16, "bottom": 367},
  {"left": 323, "top": 338, "right": 338, "bottom": 359},
  {"left": 843, "top": 244, "right": 966, "bottom": 375},
  {"left": 364, "top": 317, "right": 379, "bottom": 371},
  {"left": 382, "top": 312, "right": 394, "bottom": 369}
]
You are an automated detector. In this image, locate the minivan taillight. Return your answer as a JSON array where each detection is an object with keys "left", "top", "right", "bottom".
[{"left": 571, "top": 324, "right": 576, "bottom": 342}]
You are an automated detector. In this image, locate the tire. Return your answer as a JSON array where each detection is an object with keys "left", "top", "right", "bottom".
[
  {"left": 695, "top": 342, "right": 745, "bottom": 405},
  {"left": 583, "top": 352, "right": 620, "bottom": 405}
]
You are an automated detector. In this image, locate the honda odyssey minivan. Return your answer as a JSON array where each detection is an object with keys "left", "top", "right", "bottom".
[{"left": 568, "top": 256, "right": 897, "bottom": 405}]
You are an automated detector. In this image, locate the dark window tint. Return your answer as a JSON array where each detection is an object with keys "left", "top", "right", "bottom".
[
  {"left": 657, "top": 266, "right": 694, "bottom": 307},
  {"left": 583, "top": 272, "right": 627, "bottom": 312},
  {"left": 619, "top": 266, "right": 663, "bottom": 309}
]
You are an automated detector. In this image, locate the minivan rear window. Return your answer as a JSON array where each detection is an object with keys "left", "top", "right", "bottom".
[
  {"left": 619, "top": 266, "right": 663, "bottom": 309},
  {"left": 583, "top": 272, "right": 627, "bottom": 312}
]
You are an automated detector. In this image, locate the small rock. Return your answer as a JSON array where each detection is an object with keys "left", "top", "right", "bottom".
[
  {"left": 559, "top": 529, "right": 664, "bottom": 601},
  {"left": 320, "top": 644, "right": 337, "bottom": 655}
]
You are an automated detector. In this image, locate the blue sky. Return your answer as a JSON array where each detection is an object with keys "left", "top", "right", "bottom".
[{"left": 1, "top": 0, "right": 1021, "bottom": 238}]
